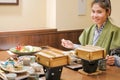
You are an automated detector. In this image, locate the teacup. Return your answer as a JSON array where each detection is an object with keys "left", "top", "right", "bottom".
[
  {"left": 30, "top": 63, "right": 42, "bottom": 72},
  {"left": 23, "top": 57, "right": 31, "bottom": 66}
]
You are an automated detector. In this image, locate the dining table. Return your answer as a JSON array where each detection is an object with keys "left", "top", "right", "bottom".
[
  {"left": 33, "top": 65, "right": 120, "bottom": 80},
  {"left": 0, "top": 46, "right": 120, "bottom": 80}
]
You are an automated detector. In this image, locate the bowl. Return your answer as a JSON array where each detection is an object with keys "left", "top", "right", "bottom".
[{"left": 6, "top": 73, "right": 17, "bottom": 80}]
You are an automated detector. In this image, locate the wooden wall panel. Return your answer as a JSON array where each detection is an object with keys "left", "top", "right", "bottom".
[
  {"left": 0, "top": 29, "right": 83, "bottom": 50},
  {"left": 0, "top": 29, "right": 57, "bottom": 50}
]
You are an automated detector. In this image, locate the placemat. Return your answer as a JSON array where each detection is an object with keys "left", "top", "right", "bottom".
[
  {"left": 78, "top": 69, "right": 102, "bottom": 75},
  {"left": 66, "top": 63, "right": 82, "bottom": 71}
]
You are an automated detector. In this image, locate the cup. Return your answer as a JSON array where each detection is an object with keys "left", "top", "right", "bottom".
[
  {"left": 28, "top": 73, "right": 39, "bottom": 80},
  {"left": 98, "top": 59, "right": 106, "bottom": 71},
  {"left": 30, "top": 63, "right": 42, "bottom": 72},
  {"left": 30, "top": 56, "right": 36, "bottom": 63},
  {"left": 76, "top": 59, "right": 81, "bottom": 64},
  {"left": 23, "top": 57, "right": 31, "bottom": 66},
  {"left": 6, "top": 73, "right": 17, "bottom": 80}
]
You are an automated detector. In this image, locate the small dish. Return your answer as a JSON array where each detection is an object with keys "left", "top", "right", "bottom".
[{"left": 0, "top": 63, "right": 27, "bottom": 73}]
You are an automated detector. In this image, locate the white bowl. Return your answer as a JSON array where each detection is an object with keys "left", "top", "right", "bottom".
[
  {"left": 30, "top": 63, "right": 42, "bottom": 72},
  {"left": 6, "top": 73, "right": 17, "bottom": 80}
]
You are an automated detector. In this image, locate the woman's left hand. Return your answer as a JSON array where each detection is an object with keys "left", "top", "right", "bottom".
[{"left": 106, "top": 55, "right": 115, "bottom": 66}]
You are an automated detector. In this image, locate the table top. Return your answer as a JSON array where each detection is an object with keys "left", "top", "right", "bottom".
[
  {"left": 0, "top": 46, "right": 120, "bottom": 80},
  {"left": 39, "top": 66, "right": 120, "bottom": 80},
  {"left": 61, "top": 66, "right": 120, "bottom": 80}
]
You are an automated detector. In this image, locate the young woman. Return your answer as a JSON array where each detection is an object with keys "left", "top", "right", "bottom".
[{"left": 61, "top": 0, "right": 120, "bottom": 66}]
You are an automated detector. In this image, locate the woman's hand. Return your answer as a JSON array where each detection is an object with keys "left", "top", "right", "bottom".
[
  {"left": 61, "top": 39, "right": 74, "bottom": 49},
  {"left": 106, "top": 55, "right": 115, "bottom": 66}
]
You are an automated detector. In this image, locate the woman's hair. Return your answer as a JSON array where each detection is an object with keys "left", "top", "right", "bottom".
[{"left": 91, "top": 0, "right": 111, "bottom": 16}]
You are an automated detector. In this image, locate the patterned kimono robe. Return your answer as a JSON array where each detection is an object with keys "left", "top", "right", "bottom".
[{"left": 79, "top": 19, "right": 120, "bottom": 54}]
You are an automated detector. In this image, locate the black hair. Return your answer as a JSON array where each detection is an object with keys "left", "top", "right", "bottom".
[{"left": 91, "top": 0, "right": 111, "bottom": 16}]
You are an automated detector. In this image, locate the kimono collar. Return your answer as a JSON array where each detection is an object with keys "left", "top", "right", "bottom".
[{"left": 95, "top": 21, "right": 107, "bottom": 33}]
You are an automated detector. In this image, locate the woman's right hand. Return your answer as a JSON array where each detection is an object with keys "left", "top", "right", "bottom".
[{"left": 61, "top": 39, "right": 74, "bottom": 49}]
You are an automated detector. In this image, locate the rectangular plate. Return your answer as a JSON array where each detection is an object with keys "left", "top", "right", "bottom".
[{"left": 66, "top": 63, "right": 82, "bottom": 71}]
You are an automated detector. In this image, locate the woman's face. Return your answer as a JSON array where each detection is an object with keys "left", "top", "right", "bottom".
[{"left": 91, "top": 3, "right": 109, "bottom": 27}]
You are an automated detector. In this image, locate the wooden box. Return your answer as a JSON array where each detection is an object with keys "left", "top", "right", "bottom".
[
  {"left": 76, "top": 45, "right": 105, "bottom": 61},
  {"left": 35, "top": 48, "right": 68, "bottom": 67}
]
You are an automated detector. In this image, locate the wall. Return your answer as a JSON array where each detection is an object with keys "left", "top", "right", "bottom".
[
  {"left": 111, "top": 1, "right": 120, "bottom": 27},
  {"left": 0, "top": 0, "right": 119, "bottom": 32},
  {"left": 56, "top": 0, "right": 93, "bottom": 31},
  {"left": 0, "top": 0, "right": 93, "bottom": 32},
  {"left": 0, "top": 0, "right": 47, "bottom": 32}
]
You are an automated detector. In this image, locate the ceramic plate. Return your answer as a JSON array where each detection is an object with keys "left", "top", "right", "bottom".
[
  {"left": 0, "top": 64, "right": 27, "bottom": 73},
  {"left": 9, "top": 46, "right": 41, "bottom": 56}
]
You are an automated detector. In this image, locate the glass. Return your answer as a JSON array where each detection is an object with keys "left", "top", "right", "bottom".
[
  {"left": 98, "top": 59, "right": 106, "bottom": 71},
  {"left": 28, "top": 73, "right": 39, "bottom": 80}
]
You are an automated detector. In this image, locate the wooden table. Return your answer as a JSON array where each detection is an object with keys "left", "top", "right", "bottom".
[
  {"left": 0, "top": 47, "right": 120, "bottom": 80},
  {"left": 60, "top": 66, "right": 120, "bottom": 80},
  {"left": 38, "top": 66, "right": 120, "bottom": 80}
]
